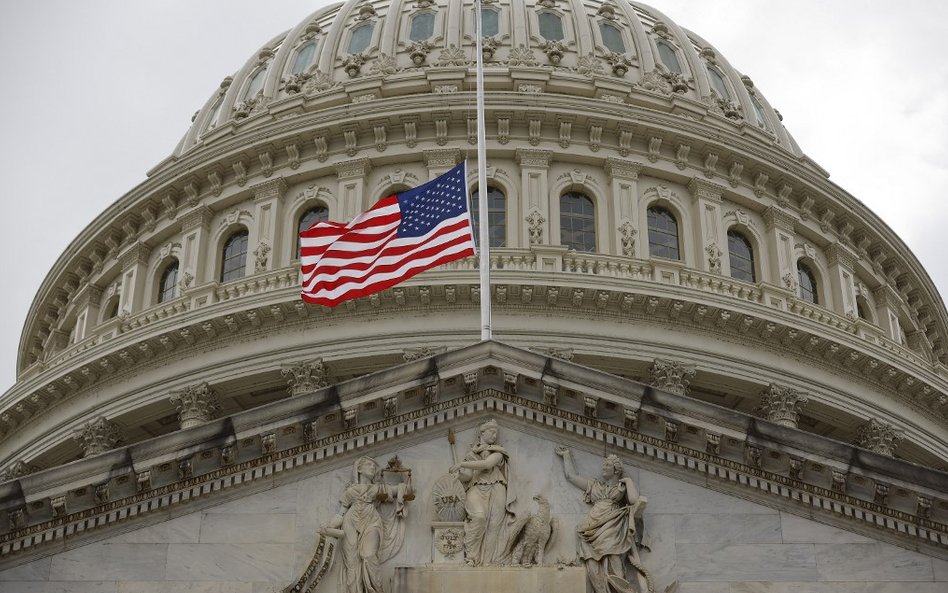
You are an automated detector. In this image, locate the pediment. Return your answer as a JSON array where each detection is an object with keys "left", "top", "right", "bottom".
[{"left": 1, "top": 341, "right": 946, "bottom": 582}]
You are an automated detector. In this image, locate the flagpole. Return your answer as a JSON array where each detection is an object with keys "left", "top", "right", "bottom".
[{"left": 474, "top": 0, "right": 492, "bottom": 341}]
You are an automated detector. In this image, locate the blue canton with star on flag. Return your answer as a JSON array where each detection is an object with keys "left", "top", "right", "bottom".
[{"left": 396, "top": 162, "right": 469, "bottom": 238}]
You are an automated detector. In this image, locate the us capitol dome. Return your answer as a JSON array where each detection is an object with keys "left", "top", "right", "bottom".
[{"left": 1, "top": 1, "right": 946, "bottom": 592}]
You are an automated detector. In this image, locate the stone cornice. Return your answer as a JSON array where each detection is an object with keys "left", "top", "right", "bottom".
[
  {"left": 762, "top": 206, "right": 797, "bottom": 231},
  {"left": 3, "top": 269, "right": 947, "bottom": 471},
  {"left": 119, "top": 242, "right": 151, "bottom": 269},
  {"left": 334, "top": 157, "right": 372, "bottom": 180},
  {"left": 0, "top": 344, "right": 945, "bottom": 566},
  {"left": 422, "top": 148, "right": 461, "bottom": 169}
]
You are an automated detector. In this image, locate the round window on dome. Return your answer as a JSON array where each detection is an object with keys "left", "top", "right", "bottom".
[
  {"left": 656, "top": 39, "right": 682, "bottom": 74},
  {"left": 707, "top": 66, "right": 731, "bottom": 99}
]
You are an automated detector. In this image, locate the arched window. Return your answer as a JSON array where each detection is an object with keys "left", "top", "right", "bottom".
[
  {"left": 727, "top": 230, "right": 755, "bottom": 282},
  {"left": 471, "top": 186, "right": 506, "bottom": 248},
  {"left": 647, "top": 206, "right": 680, "bottom": 260},
  {"left": 409, "top": 13, "right": 435, "bottom": 41},
  {"left": 538, "top": 13, "right": 564, "bottom": 41},
  {"left": 481, "top": 8, "right": 499, "bottom": 37},
  {"left": 244, "top": 67, "right": 267, "bottom": 99},
  {"left": 158, "top": 260, "right": 179, "bottom": 303},
  {"left": 560, "top": 192, "right": 595, "bottom": 252},
  {"left": 291, "top": 41, "right": 317, "bottom": 75},
  {"left": 797, "top": 262, "right": 818, "bottom": 304},
  {"left": 856, "top": 295, "right": 873, "bottom": 322},
  {"left": 297, "top": 206, "right": 329, "bottom": 258},
  {"left": 221, "top": 230, "right": 249, "bottom": 283},
  {"left": 656, "top": 39, "right": 682, "bottom": 74},
  {"left": 348, "top": 22, "right": 374, "bottom": 54},
  {"left": 707, "top": 66, "right": 731, "bottom": 98},
  {"left": 600, "top": 22, "right": 625, "bottom": 53},
  {"left": 104, "top": 297, "right": 120, "bottom": 321}
]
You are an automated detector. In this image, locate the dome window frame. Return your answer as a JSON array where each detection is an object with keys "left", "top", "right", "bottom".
[
  {"left": 471, "top": 185, "right": 508, "bottom": 249},
  {"left": 655, "top": 38, "right": 684, "bottom": 75},
  {"left": 290, "top": 40, "right": 318, "bottom": 75},
  {"left": 537, "top": 11, "right": 566, "bottom": 42},
  {"left": 559, "top": 191, "right": 597, "bottom": 253},
  {"left": 706, "top": 64, "right": 732, "bottom": 100},
  {"left": 408, "top": 11, "right": 436, "bottom": 43},
  {"left": 480, "top": 6, "right": 500, "bottom": 38},
  {"left": 597, "top": 21, "right": 627, "bottom": 54},
  {"left": 242, "top": 65, "right": 269, "bottom": 100},
  {"left": 347, "top": 21, "right": 375, "bottom": 55}
]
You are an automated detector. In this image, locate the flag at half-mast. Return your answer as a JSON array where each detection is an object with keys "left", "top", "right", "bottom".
[{"left": 298, "top": 161, "right": 476, "bottom": 307}]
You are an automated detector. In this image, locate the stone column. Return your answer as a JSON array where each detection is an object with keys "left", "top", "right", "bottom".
[
  {"left": 605, "top": 158, "right": 642, "bottom": 257},
  {"left": 170, "top": 382, "right": 222, "bottom": 429},
  {"left": 649, "top": 358, "right": 695, "bottom": 395},
  {"left": 688, "top": 178, "right": 729, "bottom": 274},
  {"left": 247, "top": 178, "right": 287, "bottom": 273},
  {"left": 73, "top": 416, "right": 124, "bottom": 457},
  {"left": 335, "top": 158, "right": 373, "bottom": 221},
  {"left": 118, "top": 242, "right": 151, "bottom": 314},
  {"left": 826, "top": 243, "right": 859, "bottom": 319},
  {"left": 762, "top": 207, "right": 798, "bottom": 293},
  {"left": 756, "top": 384, "right": 808, "bottom": 428},
  {"left": 281, "top": 359, "right": 330, "bottom": 396},
  {"left": 516, "top": 148, "right": 553, "bottom": 248},
  {"left": 854, "top": 418, "right": 904, "bottom": 456},
  {"left": 178, "top": 205, "right": 214, "bottom": 288}
]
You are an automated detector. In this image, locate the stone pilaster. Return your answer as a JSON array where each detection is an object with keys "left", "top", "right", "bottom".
[
  {"left": 281, "top": 359, "right": 329, "bottom": 396},
  {"left": 826, "top": 242, "right": 859, "bottom": 319},
  {"left": 756, "top": 383, "right": 808, "bottom": 428},
  {"left": 118, "top": 242, "right": 151, "bottom": 314},
  {"left": 649, "top": 358, "right": 696, "bottom": 396},
  {"left": 248, "top": 178, "right": 287, "bottom": 273},
  {"left": 73, "top": 416, "right": 124, "bottom": 457},
  {"left": 688, "top": 178, "right": 728, "bottom": 274},
  {"left": 854, "top": 418, "right": 904, "bottom": 456},
  {"left": 170, "top": 382, "right": 222, "bottom": 429},
  {"left": 605, "top": 158, "right": 642, "bottom": 256},
  {"left": 423, "top": 148, "right": 462, "bottom": 178},
  {"left": 516, "top": 149, "right": 553, "bottom": 249},
  {"left": 335, "top": 158, "right": 373, "bottom": 220},
  {"left": 178, "top": 205, "right": 214, "bottom": 288},
  {"left": 71, "top": 284, "right": 103, "bottom": 343},
  {"left": 762, "top": 206, "right": 798, "bottom": 290}
]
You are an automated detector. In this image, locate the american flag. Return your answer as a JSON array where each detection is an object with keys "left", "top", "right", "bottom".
[{"left": 299, "top": 161, "right": 476, "bottom": 306}]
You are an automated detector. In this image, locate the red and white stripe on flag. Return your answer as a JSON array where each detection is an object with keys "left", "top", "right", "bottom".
[{"left": 298, "top": 161, "right": 476, "bottom": 307}]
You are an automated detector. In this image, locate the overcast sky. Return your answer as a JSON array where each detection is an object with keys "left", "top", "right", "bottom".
[{"left": 1, "top": 1, "right": 946, "bottom": 394}]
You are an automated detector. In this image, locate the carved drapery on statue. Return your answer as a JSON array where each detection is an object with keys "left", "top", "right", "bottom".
[
  {"left": 556, "top": 447, "right": 661, "bottom": 593},
  {"left": 448, "top": 419, "right": 518, "bottom": 566},
  {"left": 316, "top": 456, "right": 413, "bottom": 593}
]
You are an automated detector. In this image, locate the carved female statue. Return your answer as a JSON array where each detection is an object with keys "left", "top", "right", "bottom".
[
  {"left": 555, "top": 447, "right": 652, "bottom": 593},
  {"left": 449, "top": 419, "right": 516, "bottom": 565},
  {"left": 323, "top": 456, "right": 411, "bottom": 593}
]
